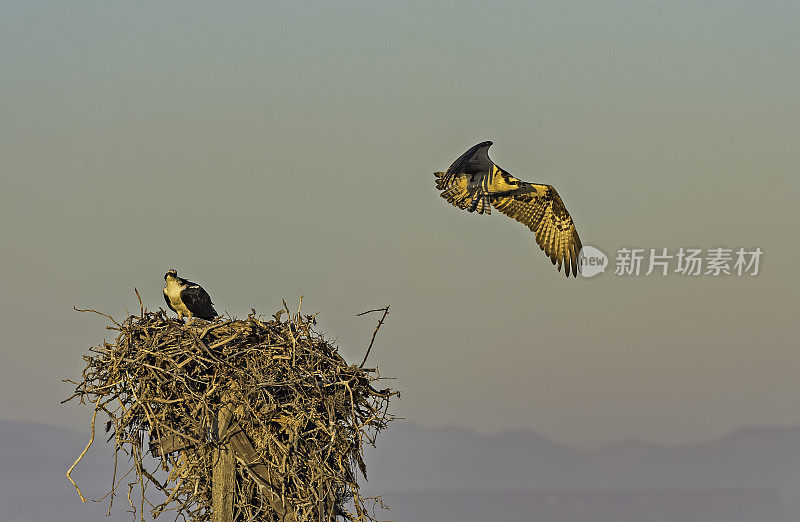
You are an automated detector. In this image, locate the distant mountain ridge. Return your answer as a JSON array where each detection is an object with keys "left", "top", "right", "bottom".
[
  {"left": 3, "top": 419, "right": 800, "bottom": 521},
  {"left": 363, "top": 422, "right": 800, "bottom": 498}
]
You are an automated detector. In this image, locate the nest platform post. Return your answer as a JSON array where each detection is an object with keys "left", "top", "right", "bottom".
[{"left": 213, "top": 402, "right": 236, "bottom": 522}]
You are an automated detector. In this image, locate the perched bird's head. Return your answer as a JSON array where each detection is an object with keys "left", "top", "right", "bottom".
[{"left": 164, "top": 269, "right": 178, "bottom": 281}]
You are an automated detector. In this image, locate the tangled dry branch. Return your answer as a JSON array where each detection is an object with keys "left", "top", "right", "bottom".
[{"left": 63, "top": 300, "right": 397, "bottom": 522}]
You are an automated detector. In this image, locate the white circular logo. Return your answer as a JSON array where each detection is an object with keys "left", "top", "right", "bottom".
[{"left": 578, "top": 246, "right": 608, "bottom": 278}]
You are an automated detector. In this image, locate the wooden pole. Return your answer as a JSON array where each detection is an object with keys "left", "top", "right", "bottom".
[
  {"left": 212, "top": 400, "right": 300, "bottom": 522},
  {"left": 212, "top": 403, "right": 236, "bottom": 522}
]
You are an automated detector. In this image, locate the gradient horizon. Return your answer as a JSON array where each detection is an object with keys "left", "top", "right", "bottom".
[{"left": 1, "top": 1, "right": 798, "bottom": 447}]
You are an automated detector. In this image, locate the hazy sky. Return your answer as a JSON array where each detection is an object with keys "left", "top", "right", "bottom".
[{"left": 1, "top": 1, "right": 798, "bottom": 447}]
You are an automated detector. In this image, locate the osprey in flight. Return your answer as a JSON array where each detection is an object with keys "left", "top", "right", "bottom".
[
  {"left": 163, "top": 269, "right": 218, "bottom": 323},
  {"left": 434, "top": 141, "right": 583, "bottom": 277}
]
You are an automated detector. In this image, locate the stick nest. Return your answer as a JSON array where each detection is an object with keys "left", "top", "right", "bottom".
[{"left": 64, "top": 302, "right": 397, "bottom": 522}]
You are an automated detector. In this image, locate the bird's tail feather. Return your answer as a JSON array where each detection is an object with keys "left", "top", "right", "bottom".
[
  {"left": 439, "top": 185, "right": 473, "bottom": 210},
  {"left": 467, "top": 194, "right": 492, "bottom": 215},
  {"left": 434, "top": 171, "right": 491, "bottom": 214},
  {"left": 434, "top": 171, "right": 447, "bottom": 190}
]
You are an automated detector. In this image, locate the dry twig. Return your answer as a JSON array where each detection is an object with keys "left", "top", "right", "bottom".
[{"left": 356, "top": 307, "right": 390, "bottom": 369}]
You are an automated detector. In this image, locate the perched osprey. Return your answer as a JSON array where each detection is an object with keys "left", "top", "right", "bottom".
[
  {"left": 163, "top": 269, "right": 218, "bottom": 323},
  {"left": 434, "top": 141, "right": 583, "bottom": 277}
]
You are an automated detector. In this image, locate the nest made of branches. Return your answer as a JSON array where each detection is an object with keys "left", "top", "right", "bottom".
[{"left": 64, "top": 300, "right": 397, "bottom": 522}]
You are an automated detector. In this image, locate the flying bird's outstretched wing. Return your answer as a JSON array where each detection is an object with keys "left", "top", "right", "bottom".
[
  {"left": 434, "top": 141, "right": 582, "bottom": 277},
  {"left": 434, "top": 141, "right": 494, "bottom": 214},
  {"left": 491, "top": 180, "right": 582, "bottom": 277}
]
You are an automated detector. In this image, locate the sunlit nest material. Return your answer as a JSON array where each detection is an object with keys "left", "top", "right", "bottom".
[{"left": 64, "top": 299, "right": 397, "bottom": 522}]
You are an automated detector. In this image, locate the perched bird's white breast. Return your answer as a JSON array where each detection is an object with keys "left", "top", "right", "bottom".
[{"left": 164, "top": 279, "right": 190, "bottom": 315}]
